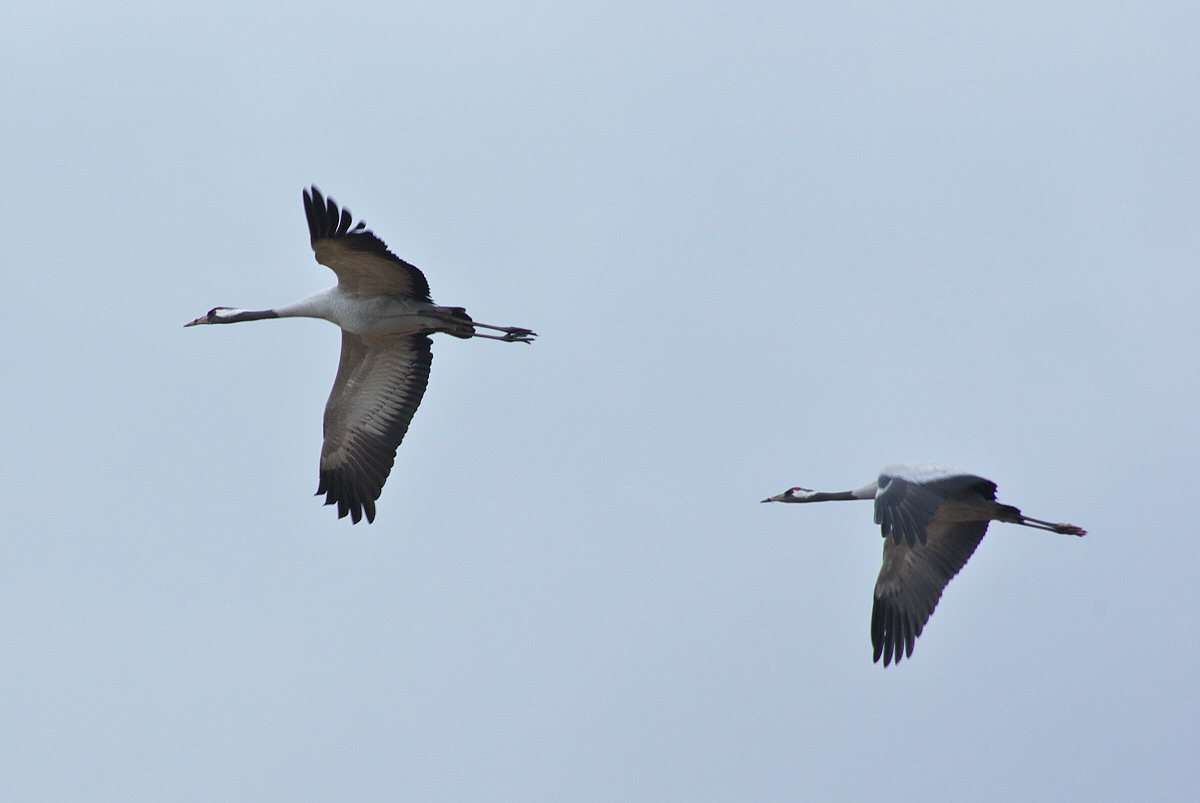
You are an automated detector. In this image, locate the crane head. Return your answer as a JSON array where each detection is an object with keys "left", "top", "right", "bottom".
[
  {"left": 761, "top": 487, "right": 815, "bottom": 503},
  {"left": 185, "top": 307, "right": 237, "bottom": 327}
]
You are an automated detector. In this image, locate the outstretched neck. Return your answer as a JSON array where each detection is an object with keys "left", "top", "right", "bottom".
[
  {"left": 764, "top": 481, "right": 878, "bottom": 504},
  {"left": 187, "top": 289, "right": 338, "bottom": 328},
  {"left": 217, "top": 309, "right": 279, "bottom": 323},
  {"left": 797, "top": 482, "right": 879, "bottom": 503},
  {"left": 804, "top": 491, "right": 860, "bottom": 502},
  {"left": 186, "top": 307, "right": 280, "bottom": 326}
]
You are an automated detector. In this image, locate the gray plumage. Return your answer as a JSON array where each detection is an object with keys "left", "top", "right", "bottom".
[
  {"left": 317, "top": 332, "right": 433, "bottom": 524},
  {"left": 763, "top": 463, "right": 1086, "bottom": 666}
]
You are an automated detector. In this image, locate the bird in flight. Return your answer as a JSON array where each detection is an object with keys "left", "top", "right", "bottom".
[
  {"left": 762, "top": 463, "right": 1085, "bottom": 666},
  {"left": 187, "top": 186, "right": 536, "bottom": 523}
]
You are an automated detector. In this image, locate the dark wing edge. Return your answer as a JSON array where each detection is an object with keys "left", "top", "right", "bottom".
[
  {"left": 302, "top": 186, "right": 432, "bottom": 301},
  {"left": 875, "top": 474, "right": 996, "bottom": 547},
  {"left": 871, "top": 520, "right": 989, "bottom": 666},
  {"left": 317, "top": 332, "right": 433, "bottom": 523}
]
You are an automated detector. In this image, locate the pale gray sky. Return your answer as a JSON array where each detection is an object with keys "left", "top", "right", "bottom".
[{"left": 1, "top": 2, "right": 1197, "bottom": 800}]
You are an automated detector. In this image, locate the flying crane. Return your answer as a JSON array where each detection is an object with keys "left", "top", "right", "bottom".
[
  {"left": 763, "top": 464, "right": 1085, "bottom": 665},
  {"left": 187, "top": 187, "right": 535, "bottom": 523}
]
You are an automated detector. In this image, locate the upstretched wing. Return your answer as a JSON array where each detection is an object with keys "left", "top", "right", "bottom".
[
  {"left": 317, "top": 331, "right": 433, "bottom": 523},
  {"left": 875, "top": 471, "right": 996, "bottom": 546},
  {"left": 870, "top": 519, "right": 989, "bottom": 666},
  {"left": 303, "top": 186, "right": 432, "bottom": 299}
]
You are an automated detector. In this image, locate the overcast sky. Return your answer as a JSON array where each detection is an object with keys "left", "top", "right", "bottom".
[{"left": 1, "top": 2, "right": 1197, "bottom": 800}]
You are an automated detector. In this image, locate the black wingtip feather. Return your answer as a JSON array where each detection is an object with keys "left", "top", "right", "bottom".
[
  {"left": 301, "top": 184, "right": 433, "bottom": 302},
  {"left": 303, "top": 187, "right": 322, "bottom": 241},
  {"left": 871, "top": 596, "right": 916, "bottom": 667},
  {"left": 317, "top": 468, "right": 377, "bottom": 525},
  {"left": 872, "top": 598, "right": 885, "bottom": 663}
]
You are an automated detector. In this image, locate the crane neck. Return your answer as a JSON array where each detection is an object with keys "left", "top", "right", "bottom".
[
  {"left": 771, "top": 482, "right": 878, "bottom": 504},
  {"left": 792, "top": 483, "right": 877, "bottom": 502},
  {"left": 215, "top": 309, "right": 280, "bottom": 323},
  {"left": 272, "top": 288, "right": 339, "bottom": 323},
  {"left": 805, "top": 491, "right": 861, "bottom": 502}
]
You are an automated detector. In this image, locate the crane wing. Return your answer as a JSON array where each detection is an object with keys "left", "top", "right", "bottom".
[
  {"left": 317, "top": 331, "right": 433, "bottom": 523},
  {"left": 875, "top": 473, "right": 996, "bottom": 546},
  {"left": 870, "top": 519, "right": 989, "bottom": 666},
  {"left": 303, "top": 186, "right": 433, "bottom": 299}
]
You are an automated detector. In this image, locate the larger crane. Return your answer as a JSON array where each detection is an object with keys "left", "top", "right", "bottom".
[
  {"left": 187, "top": 186, "right": 535, "bottom": 523},
  {"left": 762, "top": 464, "right": 1085, "bottom": 666}
]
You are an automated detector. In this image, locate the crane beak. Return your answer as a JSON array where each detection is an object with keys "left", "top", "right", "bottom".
[
  {"left": 761, "top": 493, "right": 784, "bottom": 503},
  {"left": 184, "top": 315, "right": 209, "bottom": 327}
]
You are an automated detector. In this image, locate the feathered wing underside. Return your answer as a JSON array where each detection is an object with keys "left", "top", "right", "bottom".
[
  {"left": 303, "top": 186, "right": 432, "bottom": 299},
  {"left": 871, "top": 519, "right": 989, "bottom": 666},
  {"left": 317, "top": 332, "right": 433, "bottom": 523},
  {"left": 875, "top": 474, "right": 996, "bottom": 546}
]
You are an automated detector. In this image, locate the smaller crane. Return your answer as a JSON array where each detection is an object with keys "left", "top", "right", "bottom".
[{"left": 762, "top": 464, "right": 1085, "bottom": 666}]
